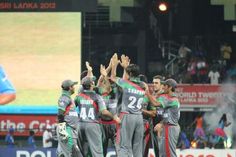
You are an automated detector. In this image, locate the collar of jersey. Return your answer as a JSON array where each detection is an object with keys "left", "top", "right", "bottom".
[
  {"left": 83, "top": 90, "right": 96, "bottom": 94},
  {"left": 129, "top": 77, "right": 141, "bottom": 83},
  {"left": 62, "top": 90, "right": 72, "bottom": 97},
  {"left": 171, "top": 93, "right": 177, "bottom": 97}
]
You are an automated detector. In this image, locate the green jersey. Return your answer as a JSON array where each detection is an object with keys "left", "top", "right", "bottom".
[
  {"left": 58, "top": 90, "right": 79, "bottom": 129},
  {"left": 115, "top": 78, "right": 145, "bottom": 114},
  {"left": 74, "top": 90, "right": 106, "bottom": 123},
  {"left": 157, "top": 94, "right": 180, "bottom": 125}
]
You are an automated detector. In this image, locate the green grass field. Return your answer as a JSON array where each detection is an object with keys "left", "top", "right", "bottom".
[{"left": 0, "top": 13, "right": 82, "bottom": 106}]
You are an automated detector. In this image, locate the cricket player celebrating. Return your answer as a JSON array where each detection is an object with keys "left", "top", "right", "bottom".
[
  {"left": 145, "top": 78, "right": 180, "bottom": 157},
  {"left": 57, "top": 80, "right": 82, "bottom": 157},
  {"left": 110, "top": 54, "right": 145, "bottom": 157},
  {"left": 75, "top": 76, "right": 120, "bottom": 157}
]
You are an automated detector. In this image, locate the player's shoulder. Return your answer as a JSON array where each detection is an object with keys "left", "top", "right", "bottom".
[{"left": 59, "top": 95, "right": 71, "bottom": 104}]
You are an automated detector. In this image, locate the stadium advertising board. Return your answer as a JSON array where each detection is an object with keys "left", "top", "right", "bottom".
[
  {"left": 176, "top": 149, "right": 236, "bottom": 157},
  {"left": 0, "top": 115, "right": 57, "bottom": 136},
  {"left": 0, "top": 84, "right": 235, "bottom": 115},
  {"left": 0, "top": 148, "right": 235, "bottom": 157},
  {"left": 0, "top": 148, "right": 56, "bottom": 157},
  {"left": 0, "top": 0, "right": 97, "bottom": 12},
  {"left": 176, "top": 84, "right": 236, "bottom": 107}
]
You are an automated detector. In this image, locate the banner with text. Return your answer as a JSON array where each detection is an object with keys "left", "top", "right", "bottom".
[
  {"left": 175, "top": 84, "right": 236, "bottom": 106},
  {"left": 0, "top": 0, "right": 97, "bottom": 12},
  {"left": 0, "top": 148, "right": 235, "bottom": 157},
  {"left": 0, "top": 115, "right": 57, "bottom": 136}
]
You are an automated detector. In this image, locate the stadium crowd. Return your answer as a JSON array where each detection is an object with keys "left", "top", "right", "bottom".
[{"left": 170, "top": 41, "right": 235, "bottom": 85}]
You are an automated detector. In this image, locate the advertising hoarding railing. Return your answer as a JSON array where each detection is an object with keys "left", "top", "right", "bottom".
[
  {"left": 0, "top": 148, "right": 235, "bottom": 157},
  {"left": 0, "top": 115, "right": 57, "bottom": 136}
]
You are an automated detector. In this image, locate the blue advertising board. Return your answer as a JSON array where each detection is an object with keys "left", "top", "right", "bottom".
[{"left": 0, "top": 148, "right": 116, "bottom": 157}]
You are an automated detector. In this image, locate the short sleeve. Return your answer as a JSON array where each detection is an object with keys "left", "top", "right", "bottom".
[
  {"left": 116, "top": 78, "right": 126, "bottom": 89},
  {"left": 96, "top": 94, "right": 107, "bottom": 112},
  {"left": 58, "top": 96, "right": 71, "bottom": 111}
]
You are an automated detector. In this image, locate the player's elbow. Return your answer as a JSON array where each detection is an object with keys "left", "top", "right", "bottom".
[{"left": 101, "top": 109, "right": 109, "bottom": 116}]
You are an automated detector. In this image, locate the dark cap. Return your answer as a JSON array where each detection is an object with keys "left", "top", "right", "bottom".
[
  {"left": 61, "top": 80, "right": 78, "bottom": 89},
  {"left": 81, "top": 76, "right": 94, "bottom": 86},
  {"left": 161, "top": 78, "right": 178, "bottom": 88}
]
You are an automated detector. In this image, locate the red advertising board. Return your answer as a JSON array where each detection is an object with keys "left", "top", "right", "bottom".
[
  {"left": 175, "top": 84, "right": 236, "bottom": 106},
  {"left": 148, "top": 149, "right": 236, "bottom": 157},
  {"left": 149, "top": 84, "right": 236, "bottom": 107},
  {"left": 0, "top": 115, "right": 57, "bottom": 136}
]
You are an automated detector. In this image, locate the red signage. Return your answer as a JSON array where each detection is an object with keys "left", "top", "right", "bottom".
[
  {"left": 0, "top": 115, "right": 57, "bottom": 136},
  {"left": 175, "top": 84, "right": 236, "bottom": 106}
]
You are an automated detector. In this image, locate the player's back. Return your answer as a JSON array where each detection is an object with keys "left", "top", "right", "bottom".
[
  {"left": 117, "top": 78, "right": 145, "bottom": 114},
  {"left": 75, "top": 90, "right": 105, "bottom": 123}
]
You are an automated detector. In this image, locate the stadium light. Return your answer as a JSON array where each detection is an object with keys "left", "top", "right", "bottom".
[
  {"left": 158, "top": 2, "right": 168, "bottom": 11},
  {"left": 156, "top": 0, "right": 169, "bottom": 13}
]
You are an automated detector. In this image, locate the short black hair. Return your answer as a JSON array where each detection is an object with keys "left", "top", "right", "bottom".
[
  {"left": 153, "top": 75, "right": 165, "bottom": 81},
  {"left": 80, "top": 70, "right": 88, "bottom": 80},
  {"left": 165, "top": 84, "right": 176, "bottom": 92},
  {"left": 61, "top": 86, "right": 70, "bottom": 91},
  {"left": 126, "top": 64, "right": 140, "bottom": 78},
  {"left": 171, "top": 86, "right": 175, "bottom": 92},
  {"left": 139, "top": 74, "right": 148, "bottom": 83},
  {"left": 82, "top": 84, "right": 91, "bottom": 90}
]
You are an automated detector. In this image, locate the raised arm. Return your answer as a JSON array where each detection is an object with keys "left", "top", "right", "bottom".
[
  {"left": 120, "top": 54, "right": 130, "bottom": 80},
  {"left": 110, "top": 53, "right": 120, "bottom": 82},
  {"left": 86, "top": 61, "right": 93, "bottom": 78},
  {"left": 106, "top": 58, "right": 113, "bottom": 76},
  {"left": 97, "top": 64, "right": 107, "bottom": 87}
]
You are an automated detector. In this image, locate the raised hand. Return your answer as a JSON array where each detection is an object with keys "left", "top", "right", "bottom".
[
  {"left": 85, "top": 61, "right": 93, "bottom": 77},
  {"left": 86, "top": 61, "right": 92, "bottom": 72},
  {"left": 120, "top": 54, "right": 130, "bottom": 69},
  {"left": 100, "top": 64, "right": 107, "bottom": 77},
  {"left": 111, "top": 53, "right": 120, "bottom": 67}
]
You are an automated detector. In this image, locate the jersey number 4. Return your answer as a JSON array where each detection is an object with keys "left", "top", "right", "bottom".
[
  {"left": 127, "top": 96, "right": 143, "bottom": 110},
  {"left": 80, "top": 108, "right": 95, "bottom": 120}
]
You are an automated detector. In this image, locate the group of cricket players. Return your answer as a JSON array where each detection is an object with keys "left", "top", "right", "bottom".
[{"left": 56, "top": 53, "right": 181, "bottom": 157}]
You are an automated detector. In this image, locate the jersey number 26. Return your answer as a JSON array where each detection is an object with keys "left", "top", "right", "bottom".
[{"left": 127, "top": 96, "right": 143, "bottom": 110}]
